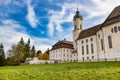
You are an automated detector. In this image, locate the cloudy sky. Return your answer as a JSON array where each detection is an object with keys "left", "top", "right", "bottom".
[{"left": 0, "top": 0, "right": 120, "bottom": 52}]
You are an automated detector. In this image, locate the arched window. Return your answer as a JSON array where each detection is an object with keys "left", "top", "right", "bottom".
[
  {"left": 111, "top": 28, "right": 113, "bottom": 33},
  {"left": 91, "top": 44, "right": 94, "bottom": 53},
  {"left": 86, "top": 45, "right": 89, "bottom": 54},
  {"left": 118, "top": 26, "right": 120, "bottom": 31},
  {"left": 82, "top": 46, "right": 84, "bottom": 55},
  {"left": 114, "top": 27, "right": 117, "bottom": 33},
  {"left": 98, "top": 34, "right": 100, "bottom": 39},
  {"left": 91, "top": 38, "right": 93, "bottom": 41},
  {"left": 108, "top": 36, "right": 112, "bottom": 48},
  {"left": 101, "top": 39, "right": 104, "bottom": 50}
]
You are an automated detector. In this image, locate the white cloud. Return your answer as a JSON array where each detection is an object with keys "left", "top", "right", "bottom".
[
  {"left": 47, "top": 2, "right": 78, "bottom": 37},
  {"left": 0, "top": 20, "right": 53, "bottom": 53},
  {"left": 83, "top": 0, "right": 120, "bottom": 19},
  {"left": 0, "top": 20, "right": 29, "bottom": 51},
  {"left": 26, "top": 0, "right": 38, "bottom": 28}
]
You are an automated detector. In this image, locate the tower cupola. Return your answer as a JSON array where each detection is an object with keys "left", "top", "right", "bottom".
[{"left": 73, "top": 9, "right": 83, "bottom": 20}]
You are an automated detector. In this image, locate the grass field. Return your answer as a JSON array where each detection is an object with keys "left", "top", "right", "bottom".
[{"left": 0, "top": 62, "right": 120, "bottom": 80}]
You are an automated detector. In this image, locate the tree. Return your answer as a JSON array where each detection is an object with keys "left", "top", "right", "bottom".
[
  {"left": 45, "top": 48, "right": 50, "bottom": 55},
  {"left": 25, "top": 38, "right": 31, "bottom": 57},
  {"left": 37, "top": 50, "right": 42, "bottom": 57},
  {"left": 38, "top": 53, "right": 43, "bottom": 59},
  {"left": 42, "top": 53, "right": 49, "bottom": 60},
  {"left": 31, "top": 45, "right": 36, "bottom": 57},
  {"left": 6, "top": 38, "right": 26, "bottom": 65},
  {"left": 0, "top": 43, "right": 5, "bottom": 66}
]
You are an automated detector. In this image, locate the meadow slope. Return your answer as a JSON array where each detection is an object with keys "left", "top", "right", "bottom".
[{"left": 0, "top": 62, "right": 120, "bottom": 80}]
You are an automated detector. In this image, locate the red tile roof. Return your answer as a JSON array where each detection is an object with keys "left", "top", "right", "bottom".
[
  {"left": 77, "top": 24, "right": 102, "bottom": 39},
  {"left": 51, "top": 39, "right": 73, "bottom": 50}
]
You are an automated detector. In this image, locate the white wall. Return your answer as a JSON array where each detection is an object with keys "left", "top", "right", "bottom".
[
  {"left": 102, "top": 22, "right": 120, "bottom": 60},
  {"left": 77, "top": 35, "right": 98, "bottom": 62},
  {"left": 49, "top": 48, "right": 76, "bottom": 62}
]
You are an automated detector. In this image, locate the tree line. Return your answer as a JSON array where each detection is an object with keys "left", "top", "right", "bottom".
[{"left": 0, "top": 38, "right": 49, "bottom": 66}]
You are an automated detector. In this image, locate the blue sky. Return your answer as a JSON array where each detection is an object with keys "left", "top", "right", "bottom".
[{"left": 0, "top": 0, "right": 120, "bottom": 52}]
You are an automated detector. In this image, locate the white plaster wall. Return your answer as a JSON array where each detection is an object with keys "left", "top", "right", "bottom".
[
  {"left": 77, "top": 35, "right": 98, "bottom": 62},
  {"left": 96, "top": 30, "right": 105, "bottom": 60},
  {"left": 102, "top": 22, "right": 120, "bottom": 59},
  {"left": 49, "top": 48, "right": 73, "bottom": 62}
]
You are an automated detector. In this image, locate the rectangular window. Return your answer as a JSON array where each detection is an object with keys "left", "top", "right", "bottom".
[
  {"left": 91, "top": 44, "right": 94, "bottom": 54},
  {"left": 82, "top": 57, "right": 84, "bottom": 61},
  {"left": 86, "top": 45, "right": 89, "bottom": 54},
  {"left": 101, "top": 39, "right": 104, "bottom": 50},
  {"left": 92, "top": 56, "right": 94, "bottom": 59},
  {"left": 74, "top": 54, "right": 75, "bottom": 56},
  {"left": 82, "top": 46, "right": 84, "bottom": 55},
  {"left": 87, "top": 57, "right": 89, "bottom": 60},
  {"left": 63, "top": 54, "right": 65, "bottom": 57},
  {"left": 67, "top": 54, "right": 69, "bottom": 57}
]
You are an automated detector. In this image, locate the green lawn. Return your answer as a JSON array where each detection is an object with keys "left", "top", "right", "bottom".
[{"left": 0, "top": 62, "right": 120, "bottom": 80}]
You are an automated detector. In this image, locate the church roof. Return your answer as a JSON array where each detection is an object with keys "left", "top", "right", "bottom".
[
  {"left": 51, "top": 39, "right": 73, "bottom": 50},
  {"left": 77, "top": 5, "right": 120, "bottom": 40},
  {"left": 102, "top": 5, "right": 120, "bottom": 26},
  {"left": 77, "top": 24, "right": 102, "bottom": 39}
]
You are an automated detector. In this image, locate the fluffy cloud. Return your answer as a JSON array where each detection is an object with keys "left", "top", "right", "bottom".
[
  {"left": 0, "top": 20, "right": 51, "bottom": 53},
  {"left": 47, "top": 2, "right": 77, "bottom": 37},
  {"left": 26, "top": 0, "right": 38, "bottom": 28},
  {"left": 81, "top": 0, "right": 120, "bottom": 27},
  {"left": 0, "top": 20, "right": 29, "bottom": 51}
]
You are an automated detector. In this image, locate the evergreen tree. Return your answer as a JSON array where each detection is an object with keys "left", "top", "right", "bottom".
[
  {"left": 25, "top": 38, "right": 31, "bottom": 57},
  {"left": 45, "top": 48, "right": 50, "bottom": 55},
  {"left": 19, "top": 37, "right": 24, "bottom": 45},
  {"left": 31, "top": 45, "right": 36, "bottom": 57},
  {"left": 0, "top": 43, "right": 5, "bottom": 66}
]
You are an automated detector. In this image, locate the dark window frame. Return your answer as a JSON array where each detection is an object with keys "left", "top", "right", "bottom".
[
  {"left": 101, "top": 39, "right": 104, "bottom": 50},
  {"left": 91, "top": 44, "right": 94, "bottom": 54},
  {"left": 118, "top": 26, "right": 120, "bottom": 31},
  {"left": 82, "top": 46, "right": 84, "bottom": 55},
  {"left": 91, "top": 38, "right": 93, "bottom": 41},
  {"left": 92, "top": 56, "right": 94, "bottom": 59},
  {"left": 108, "top": 36, "right": 112, "bottom": 48},
  {"left": 111, "top": 28, "right": 113, "bottom": 33},
  {"left": 86, "top": 45, "right": 89, "bottom": 54},
  {"left": 86, "top": 39, "right": 88, "bottom": 43},
  {"left": 114, "top": 26, "right": 117, "bottom": 33}
]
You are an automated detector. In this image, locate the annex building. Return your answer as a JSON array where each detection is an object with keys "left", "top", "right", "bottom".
[{"left": 49, "top": 5, "right": 120, "bottom": 62}]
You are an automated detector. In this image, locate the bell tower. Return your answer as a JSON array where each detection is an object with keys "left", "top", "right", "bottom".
[{"left": 73, "top": 8, "right": 83, "bottom": 49}]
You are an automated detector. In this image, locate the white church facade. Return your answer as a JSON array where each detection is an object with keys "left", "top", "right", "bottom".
[{"left": 49, "top": 5, "right": 120, "bottom": 62}]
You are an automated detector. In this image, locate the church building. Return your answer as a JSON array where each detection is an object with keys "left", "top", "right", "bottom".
[{"left": 49, "top": 5, "right": 120, "bottom": 62}]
